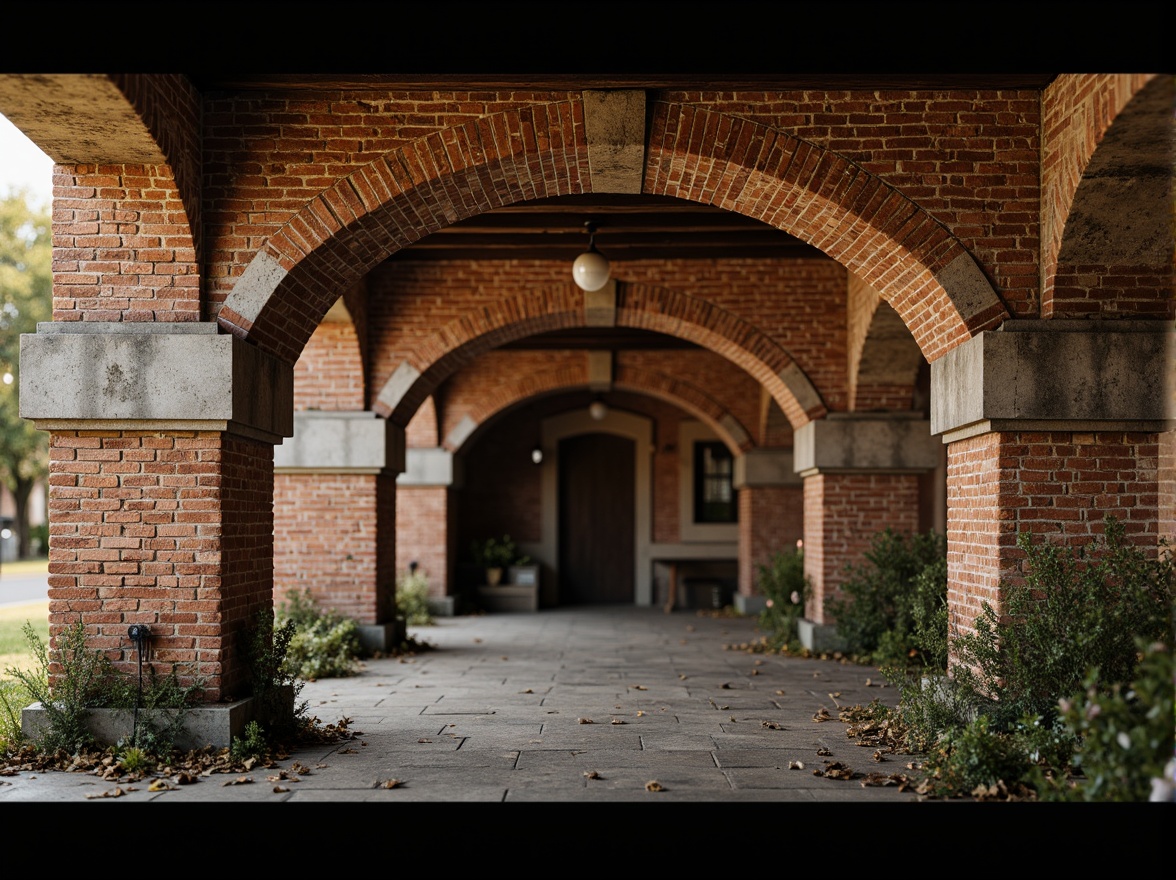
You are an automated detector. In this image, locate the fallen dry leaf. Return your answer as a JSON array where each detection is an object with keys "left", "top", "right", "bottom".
[
  {"left": 148, "top": 779, "right": 176, "bottom": 792},
  {"left": 816, "top": 746, "right": 832, "bottom": 756},
  {"left": 762, "top": 720, "right": 783, "bottom": 730},
  {"left": 610, "top": 718, "right": 626, "bottom": 725},
  {"left": 636, "top": 710, "right": 646, "bottom": 717},
  {"left": 222, "top": 776, "right": 253, "bottom": 786},
  {"left": 630, "top": 685, "right": 648, "bottom": 691},
  {"left": 775, "top": 689, "right": 786, "bottom": 696},
  {"left": 521, "top": 688, "right": 534, "bottom": 694},
  {"left": 379, "top": 778, "right": 403, "bottom": 789},
  {"left": 85, "top": 786, "right": 127, "bottom": 799},
  {"left": 418, "top": 738, "right": 432, "bottom": 743},
  {"left": 578, "top": 718, "right": 594, "bottom": 724},
  {"left": 812, "top": 761, "right": 857, "bottom": 780},
  {"left": 583, "top": 770, "right": 602, "bottom": 780},
  {"left": 788, "top": 761, "right": 805, "bottom": 770},
  {"left": 872, "top": 750, "right": 886, "bottom": 763},
  {"left": 645, "top": 780, "right": 665, "bottom": 792},
  {"left": 273, "top": 785, "right": 289, "bottom": 793},
  {"left": 813, "top": 707, "right": 833, "bottom": 722}
]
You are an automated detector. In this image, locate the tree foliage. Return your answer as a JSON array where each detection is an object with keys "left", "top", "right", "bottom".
[{"left": 0, "top": 190, "right": 51, "bottom": 557}]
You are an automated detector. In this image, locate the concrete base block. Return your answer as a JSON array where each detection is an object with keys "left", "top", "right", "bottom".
[
  {"left": 798, "top": 618, "right": 848, "bottom": 654},
  {"left": 21, "top": 687, "right": 294, "bottom": 751},
  {"left": 356, "top": 618, "right": 407, "bottom": 654},
  {"left": 734, "top": 594, "right": 768, "bottom": 615},
  {"left": 427, "top": 596, "right": 457, "bottom": 617}
]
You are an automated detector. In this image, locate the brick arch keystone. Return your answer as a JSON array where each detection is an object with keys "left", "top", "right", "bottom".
[
  {"left": 646, "top": 102, "right": 1009, "bottom": 360},
  {"left": 374, "top": 283, "right": 825, "bottom": 430}
]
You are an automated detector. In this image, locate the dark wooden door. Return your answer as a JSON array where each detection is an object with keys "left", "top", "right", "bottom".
[{"left": 558, "top": 433, "right": 635, "bottom": 604}]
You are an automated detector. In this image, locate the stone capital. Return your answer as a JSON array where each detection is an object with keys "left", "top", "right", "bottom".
[
  {"left": 274, "top": 411, "right": 405, "bottom": 474},
  {"left": 19, "top": 323, "right": 293, "bottom": 443},
  {"left": 734, "top": 449, "right": 800, "bottom": 488},
  {"left": 794, "top": 413, "right": 939, "bottom": 476},
  {"left": 931, "top": 320, "right": 1174, "bottom": 442}
]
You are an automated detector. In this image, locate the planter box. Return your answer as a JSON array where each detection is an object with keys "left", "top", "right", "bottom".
[
  {"left": 508, "top": 564, "right": 539, "bottom": 586},
  {"left": 21, "top": 685, "right": 295, "bottom": 751}
]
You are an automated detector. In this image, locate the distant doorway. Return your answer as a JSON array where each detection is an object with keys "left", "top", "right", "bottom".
[{"left": 558, "top": 433, "right": 635, "bottom": 604}]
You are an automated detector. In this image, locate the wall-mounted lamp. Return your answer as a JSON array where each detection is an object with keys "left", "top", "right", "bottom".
[
  {"left": 572, "top": 220, "right": 610, "bottom": 292},
  {"left": 588, "top": 398, "right": 608, "bottom": 421},
  {"left": 531, "top": 445, "right": 544, "bottom": 465}
]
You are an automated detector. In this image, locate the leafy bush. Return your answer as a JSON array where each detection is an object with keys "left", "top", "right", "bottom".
[
  {"left": 755, "top": 547, "right": 810, "bottom": 652},
  {"left": 1041, "top": 638, "right": 1174, "bottom": 802},
  {"left": 396, "top": 568, "right": 435, "bottom": 626},
  {"left": 883, "top": 516, "right": 1175, "bottom": 801},
  {"left": 470, "top": 534, "right": 529, "bottom": 569},
  {"left": 949, "top": 517, "right": 1173, "bottom": 732},
  {"left": 825, "top": 528, "right": 947, "bottom": 668},
  {"left": 276, "top": 589, "right": 363, "bottom": 680}
]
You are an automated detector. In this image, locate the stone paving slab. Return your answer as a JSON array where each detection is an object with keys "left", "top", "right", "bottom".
[{"left": 0, "top": 606, "right": 928, "bottom": 805}]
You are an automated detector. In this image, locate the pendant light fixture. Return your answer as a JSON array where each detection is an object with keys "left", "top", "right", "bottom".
[{"left": 572, "top": 220, "right": 611, "bottom": 292}]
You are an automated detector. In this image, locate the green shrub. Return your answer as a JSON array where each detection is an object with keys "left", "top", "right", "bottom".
[
  {"left": 1040, "top": 638, "right": 1174, "bottom": 802},
  {"left": 825, "top": 528, "right": 947, "bottom": 668},
  {"left": 1, "top": 620, "right": 204, "bottom": 755},
  {"left": 883, "top": 516, "right": 1175, "bottom": 801},
  {"left": 949, "top": 517, "right": 1173, "bottom": 732},
  {"left": 242, "top": 608, "right": 309, "bottom": 746},
  {"left": 755, "top": 546, "right": 810, "bottom": 652},
  {"left": 396, "top": 568, "right": 435, "bottom": 626},
  {"left": 276, "top": 589, "right": 363, "bottom": 680}
]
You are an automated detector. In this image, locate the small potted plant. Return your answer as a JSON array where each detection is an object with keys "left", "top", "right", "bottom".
[{"left": 471, "top": 534, "right": 526, "bottom": 587}]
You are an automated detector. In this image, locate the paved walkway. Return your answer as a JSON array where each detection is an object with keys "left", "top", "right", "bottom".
[{"left": 0, "top": 606, "right": 927, "bottom": 804}]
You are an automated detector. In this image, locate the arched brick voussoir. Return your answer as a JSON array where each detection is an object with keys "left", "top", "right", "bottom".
[
  {"left": 441, "top": 361, "right": 755, "bottom": 456},
  {"left": 613, "top": 365, "right": 755, "bottom": 452},
  {"left": 216, "top": 101, "right": 589, "bottom": 362},
  {"left": 616, "top": 283, "right": 826, "bottom": 429},
  {"left": 645, "top": 103, "right": 1009, "bottom": 360},
  {"left": 374, "top": 286, "right": 585, "bottom": 425}
]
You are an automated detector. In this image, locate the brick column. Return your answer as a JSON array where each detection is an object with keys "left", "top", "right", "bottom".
[
  {"left": 733, "top": 448, "right": 803, "bottom": 613},
  {"left": 274, "top": 411, "right": 405, "bottom": 651},
  {"left": 933, "top": 321, "right": 1172, "bottom": 642},
  {"left": 794, "top": 413, "right": 941, "bottom": 650},
  {"left": 396, "top": 447, "right": 461, "bottom": 614},
  {"left": 20, "top": 324, "right": 292, "bottom": 706}
]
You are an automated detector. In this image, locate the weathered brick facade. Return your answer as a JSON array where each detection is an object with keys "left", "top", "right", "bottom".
[{"left": 6, "top": 70, "right": 1168, "bottom": 704}]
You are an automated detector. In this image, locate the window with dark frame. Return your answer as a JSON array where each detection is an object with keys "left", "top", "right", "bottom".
[{"left": 693, "top": 441, "right": 737, "bottom": 523}]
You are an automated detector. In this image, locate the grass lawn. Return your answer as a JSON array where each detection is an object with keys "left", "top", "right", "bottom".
[{"left": 0, "top": 602, "right": 49, "bottom": 678}]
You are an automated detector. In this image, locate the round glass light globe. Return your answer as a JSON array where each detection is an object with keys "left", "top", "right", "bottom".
[{"left": 572, "top": 250, "right": 610, "bottom": 291}]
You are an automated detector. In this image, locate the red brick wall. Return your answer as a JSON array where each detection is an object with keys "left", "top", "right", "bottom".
[
  {"left": 739, "top": 486, "right": 804, "bottom": 595},
  {"left": 51, "top": 164, "right": 200, "bottom": 323},
  {"left": 396, "top": 486, "right": 454, "bottom": 598},
  {"left": 803, "top": 472, "right": 921, "bottom": 624},
  {"left": 293, "top": 321, "right": 366, "bottom": 411},
  {"left": 46, "top": 429, "right": 270, "bottom": 702},
  {"left": 273, "top": 472, "right": 384, "bottom": 624},
  {"left": 668, "top": 91, "right": 1041, "bottom": 323},
  {"left": 946, "top": 430, "right": 1162, "bottom": 640}
]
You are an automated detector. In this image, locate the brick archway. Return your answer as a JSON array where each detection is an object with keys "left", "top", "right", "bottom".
[
  {"left": 440, "top": 363, "right": 755, "bottom": 457},
  {"left": 217, "top": 100, "right": 1008, "bottom": 368},
  {"left": 372, "top": 282, "right": 825, "bottom": 430}
]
